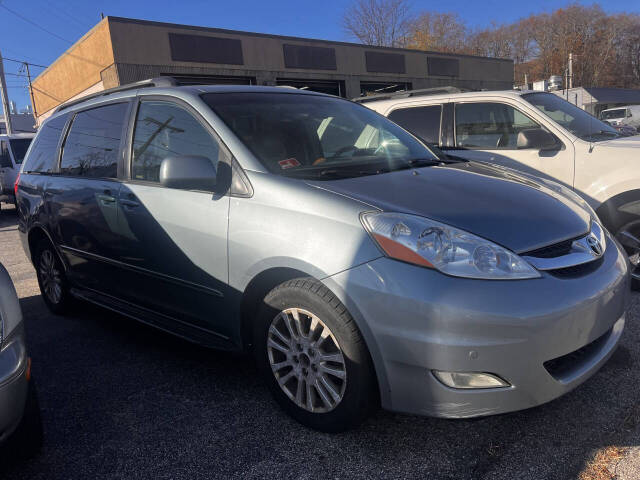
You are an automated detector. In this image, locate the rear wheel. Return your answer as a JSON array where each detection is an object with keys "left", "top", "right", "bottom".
[
  {"left": 615, "top": 220, "right": 640, "bottom": 289},
  {"left": 254, "top": 278, "right": 376, "bottom": 432},
  {"left": 34, "top": 240, "right": 74, "bottom": 314}
]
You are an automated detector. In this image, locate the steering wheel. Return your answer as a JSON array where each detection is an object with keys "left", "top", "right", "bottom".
[
  {"left": 496, "top": 133, "right": 510, "bottom": 148},
  {"left": 329, "top": 145, "right": 360, "bottom": 160}
]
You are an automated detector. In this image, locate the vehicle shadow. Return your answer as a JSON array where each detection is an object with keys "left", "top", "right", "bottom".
[{"left": 2, "top": 291, "right": 638, "bottom": 480}]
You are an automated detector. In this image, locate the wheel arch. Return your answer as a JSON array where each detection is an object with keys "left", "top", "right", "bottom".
[
  {"left": 595, "top": 189, "right": 640, "bottom": 233},
  {"left": 239, "top": 267, "right": 313, "bottom": 351},
  {"left": 239, "top": 267, "right": 384, "bottom": 405},
  {"left": 26, "top": 225, "right": 66, "bottom": 270}
]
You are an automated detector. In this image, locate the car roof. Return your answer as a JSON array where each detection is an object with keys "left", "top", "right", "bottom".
[
  {"left": 359, "top": 89, "right": 539, "bottom": 111},
  {"left": 53, "top": 79, "right": 331, "bottom": 114},
  {"left": 601, "top": 105, "right": 637, "bottom": 111},
  {"left": 0, "top": 132, "right": 35, "bottom": 139}
]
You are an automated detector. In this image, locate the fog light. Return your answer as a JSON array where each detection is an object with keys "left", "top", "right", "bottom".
[{"left": 433, "top": 371, "right": 510, "bottom": 389}]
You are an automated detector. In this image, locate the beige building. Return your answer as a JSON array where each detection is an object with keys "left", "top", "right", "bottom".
[{"left": 32, "top": 16, "right": 514, "bottom": 124}]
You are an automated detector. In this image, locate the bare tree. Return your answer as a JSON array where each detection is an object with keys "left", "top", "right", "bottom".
[{"left": 343, "top": 0, "right": 414, "bottom": 47}]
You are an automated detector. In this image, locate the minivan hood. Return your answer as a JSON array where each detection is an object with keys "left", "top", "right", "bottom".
[{"left": 309, "top": 162, "right": 590, "bottom": 254}]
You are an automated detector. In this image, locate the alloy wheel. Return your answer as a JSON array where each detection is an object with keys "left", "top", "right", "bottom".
[
  {"left": 616, "top": 221, "right": 640, "bottom": 280},
  {"left": 267, "top": 307, "right": 347, "bottom": 413},
  {"left": 39, "top": 249, "right": 63, "bottom": 304}
]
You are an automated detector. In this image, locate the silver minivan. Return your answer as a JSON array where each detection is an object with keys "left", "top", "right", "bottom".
[
  {"left": 17, "top": 80, "right": 629, "bottom": 432},
  {"left": 0, "top": 133, "right": 34, "bottom": 210}
]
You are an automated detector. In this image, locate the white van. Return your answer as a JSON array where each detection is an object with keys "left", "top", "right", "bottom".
[
  {"left": 600, "top": 105, "right": 640, "bottom": 132},
  {"left": 360, "top": 89, "right": 640, "bottom": 283},
  {"left": 0, "top": 133, "right": 34, "bottom": 209}
]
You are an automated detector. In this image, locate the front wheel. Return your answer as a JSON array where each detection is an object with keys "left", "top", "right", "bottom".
[
  {"left": 254, "top": 278, "right": 377, "bottom": 432},
  {"left": 615, "top": 220, "right": 640, "bottom": 290}
]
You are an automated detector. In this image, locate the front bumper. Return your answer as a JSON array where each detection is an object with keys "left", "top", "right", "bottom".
[
  {"left": 325, "top": 234, "right": 630, "bottom": 418},
  {"left": 0, "top": 328, "right": 28, "bottom": 442}
]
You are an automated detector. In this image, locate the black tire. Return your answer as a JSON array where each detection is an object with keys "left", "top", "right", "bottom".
[
  {"left": 253, "top": 278, "right": 377, "bottom": 432},
  {"left": 34, "top": 239, "right": 74, "bottom": 314},
  {"left": 614, "top": 221, "right": 640, "bottom": 291}
]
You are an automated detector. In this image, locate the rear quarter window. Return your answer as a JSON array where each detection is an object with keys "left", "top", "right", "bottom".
[{"left": 23, "top": 114, "right": 69, "bottom": 174}]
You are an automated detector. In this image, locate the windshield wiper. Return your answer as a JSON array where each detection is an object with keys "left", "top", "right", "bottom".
[{"left": 586, "top": 130, "right": 620, "bottom": 141}]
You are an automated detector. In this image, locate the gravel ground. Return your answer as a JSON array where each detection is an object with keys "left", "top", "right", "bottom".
[{"left": 0, "top": 205, "right": 638, "bottom": 480}]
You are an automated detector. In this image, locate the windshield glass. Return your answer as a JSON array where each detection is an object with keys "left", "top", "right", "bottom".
[
  {"left": 522, "top": 92, "right": 619, "bottom": 142},
  {"left": 600, "top": 109, "right": 627, "bottom": 120},
  {"left": 203, "top": 92, "right": 441, "bottom": 180},
  {"left": 9, "top": 138, "right": 32, "bottom": 164}
]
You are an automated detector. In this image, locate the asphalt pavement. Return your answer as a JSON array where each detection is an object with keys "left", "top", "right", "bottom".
[{"left": 0, "top": 206, "right": 638, "bottom": 480}]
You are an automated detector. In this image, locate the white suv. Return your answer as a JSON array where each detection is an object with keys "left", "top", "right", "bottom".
[{"left": 360, "top": 89, "right": 640, "bottom": 284}]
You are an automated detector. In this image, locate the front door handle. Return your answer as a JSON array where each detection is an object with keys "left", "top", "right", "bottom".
[
  {"left": 96, "top": 194, "right": 116, "bottom": 206},
  {"left": 120, "top": 199, "right": 140, "bottom": 208}
]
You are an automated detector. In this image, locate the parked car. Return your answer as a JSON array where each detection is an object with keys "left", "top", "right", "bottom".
[
  {"left": 600, "top": 105, "right": 640, "bottom": 132},
  {"left": 0, "top": 262, "right": 29, "bottom": 443},
  {"left": 359, "top": 89, "right": 640, "bottom": 286},
  {"left": 0, "top": 133, "right": 34, "bottom": 210},
  {"left": 17, "top": 79, "right": 629, "bottom": 432},
  {"left": 603, "top": 121, "right": 638, "bottom": 137}
]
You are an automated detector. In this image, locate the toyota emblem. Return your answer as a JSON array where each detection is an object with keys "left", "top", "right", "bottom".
[{"left": 586, "top": 234, "right": 603, "bottom": 257}]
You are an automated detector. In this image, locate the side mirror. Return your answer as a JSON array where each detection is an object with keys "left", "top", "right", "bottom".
[
  {"left": 517, "top": 128, "right": 559, "bottom": 151},
  {"left": 159, "top": 155, "right": 217, "bottom": 191}
]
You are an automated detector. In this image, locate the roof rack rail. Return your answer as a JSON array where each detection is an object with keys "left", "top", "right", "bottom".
[
  {"left": 55, "top": 77, "right": 179, "bottom": 113},
  {"left": 352, "top": 86, "right": 469, "bottom": 104}
]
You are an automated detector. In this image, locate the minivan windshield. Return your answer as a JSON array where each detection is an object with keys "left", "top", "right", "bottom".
[
  {"left": 600, "top": 109, "right": 627, "bottom": 120},
  {"left": 204, "top": 92, "right": 443, "bottom": 180},
  {"left": 522, "top": 92, "right": 620, "bottom": 142},
  {"left": 9, "top": 138, "right": 32, "bottom": 164}
]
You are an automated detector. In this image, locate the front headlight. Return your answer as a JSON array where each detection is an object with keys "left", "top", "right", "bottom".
[{"left": 362, "top": 212, "right": 541, "bottom": 280}]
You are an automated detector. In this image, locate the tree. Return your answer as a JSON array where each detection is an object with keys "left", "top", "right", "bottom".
[
  {"left": 406, "top": 12, "right": 467, "bottom": 53},
  {"left": 343, "top": 0, "right": 414, "bottom": 48}
]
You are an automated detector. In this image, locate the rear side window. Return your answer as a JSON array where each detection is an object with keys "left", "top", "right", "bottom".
[
  {"left": 60, "top": 103, "right": 128, "bottom": 178},
  {"left": 10, "top": 139, "right": 32, "bottom": 164},
  {"left": 0, "top": 141, "right": 12, "bottom": 167},
  {"left": 388, "top": 105, "right": 442, "bottom": 145},
  {"left": 22, "top": 114, "right": 69, "bottom": 173},
  {"left": 131, "top": 101, "right": 222, "bottom": 183}
]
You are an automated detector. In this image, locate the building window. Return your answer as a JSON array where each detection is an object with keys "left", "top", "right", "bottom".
[
  {"left": 168, "top": 33, "right": 244, "bottom": 65},
  {"left": 365, "top": 52, "right": 406, "bottom": 74},
  {"left": 282, "top": 45, "right": 337, "bottom": 70},
  {"left": 427, "top": 57, "right": 459, "bottom": 77}
]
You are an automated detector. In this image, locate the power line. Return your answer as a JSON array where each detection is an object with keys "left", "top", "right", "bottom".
[
  {"left": 3, "top": 72, "right": 29, "bottom": 78},
  {"left": 0, "top": 3, "right": 74, "bottom": 44},
  {"left": 1, "top": 57, "right": 48, "bottom": 69}
]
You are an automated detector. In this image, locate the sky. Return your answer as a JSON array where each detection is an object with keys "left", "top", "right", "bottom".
[{"left": 1, "top": 0, "right": 638, "bottom": 111}]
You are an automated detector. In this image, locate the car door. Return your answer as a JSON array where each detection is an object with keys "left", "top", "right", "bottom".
[
  {"left": 448, "top": 101, "right": 575, "bottom": 187},
  {"left": 115, "top": 97, "right": 231, "bottom": 336},
  {"left": 47, "top": 101, "right": 131, "bottom": 297},
  {"left": 0, "top": 139, "right": 12, "bottom": 197}
]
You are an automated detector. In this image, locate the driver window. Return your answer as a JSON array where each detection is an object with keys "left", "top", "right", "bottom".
[
  {"left": 455, "top": 102, "right": 541, "bottom": 149},
  {"left": 131, "top": 101, "right": 224, "bottom": 183}
]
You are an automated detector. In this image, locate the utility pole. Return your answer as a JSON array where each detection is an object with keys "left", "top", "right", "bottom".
[
  {"left": 524, "top": 73, "right": 528, "bottom": 89},
  {"left": 0, "top": 51, "right": 13, "bottom": 135},
  {"left": 568, "top": 53, "right": 573, "bottom": 89},
  {"left": 23, "top": 62, "right": 37, "bottom": 119}
]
